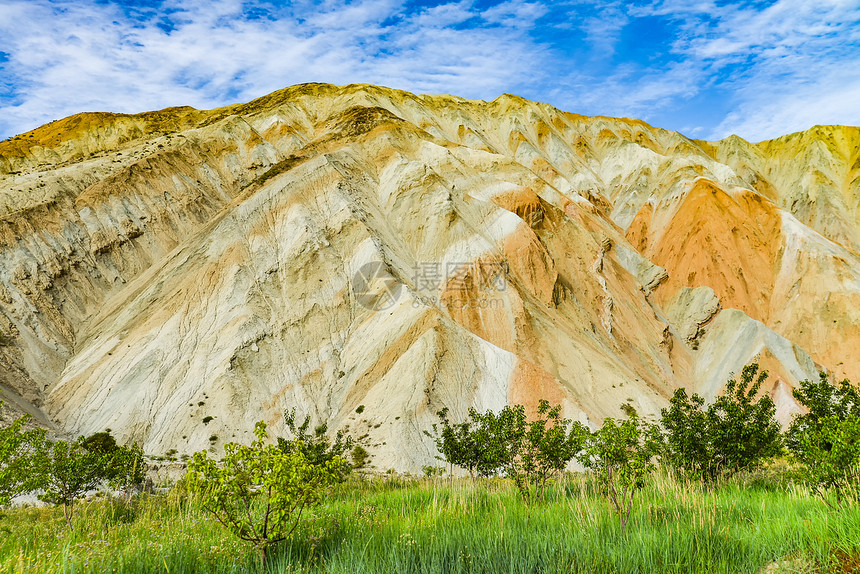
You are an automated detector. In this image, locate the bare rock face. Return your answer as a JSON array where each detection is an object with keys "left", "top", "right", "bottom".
[
  {"left": 663, "top": 287, "right": 720, "bottom": 344},
  {"left": 0, "top": 83, "right": 857, "bottom": 470}
]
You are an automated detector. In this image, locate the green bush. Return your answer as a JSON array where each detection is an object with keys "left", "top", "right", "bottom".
[
  {"left": 351, "top": 445, "right": 371, "bottom": 470},
  {"left": 425, "top": 407, "right": 486, "bottom": 479},
  {"left": 0, "top": 408, "right": 47, "bottom": 507},
  {"left": 81, "top": 431, "right": 118, "bottom": 455},
  {"left": 107, "top": 442, "right": 145, "bottom": 496},
  {"left": 36, "top": 437, "right": 107, "bottom": 527},
  {"left": 187, "top": 421, "right": 343, "bottom": 568},
  {"left": 427, "top": 401, "right": 587, "bottom": 499},
  {"left": 661, "top": 363, "right": 782, "bottom": 485},
  {"left": 277, "top": 407, "right": 363, "bottom": 482},
  {"left": 787, "top": 372, "right": 860, "bottom": 504},
  {"left": 80, "top": 430, "right": 145, "bottom": 496},
  {"left": 520, "top": 400, "right": 588, "bottom": 494},
  {"left": 579, "top": 403, "right": 661, "bottom": 535}
]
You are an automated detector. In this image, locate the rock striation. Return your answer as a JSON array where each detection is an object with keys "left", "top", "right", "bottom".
[{"left": 0, "top": 83, "right": 857, "bottom": 470}]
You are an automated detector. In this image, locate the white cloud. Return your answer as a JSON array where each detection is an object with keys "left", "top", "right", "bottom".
[
  {"left": 0, "top": 0, "right": 551, "bottom": 138},
  {"left": 714, "top": 75, "right": 860, "bottom": 142},
  {"left": 481, "top": 1, "right": 549, "bottom": 28},
  {"left": 643, "top": 0, "right": 860, "bottom": 138},
  {"left": 0, "top": 0, "right": 857, "bottom": 141}
]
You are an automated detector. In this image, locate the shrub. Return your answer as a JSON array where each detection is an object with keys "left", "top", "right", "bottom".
[
  {"left": 579, "top": 404, "right": 661, "bottom": 535},
  {"left": 427, "top": 401, "right": 587, "bottom": 499},
  {"left": 661, "top": 363, "right": 782, "bottom": 485},
  {"left": 422, "top": 465, "right": 445, "bottom": 478},
  {"left": 187, "top": 421, "right": 343, "bottom": 568},
  {"left": 79, "top": 430, "right": 145, "bottom": 497},
  {"left": 471, "top": 401, "right": 586, "bottom": 498},
  {"left": 0, "top": 409, "right": 47, "bottom": 507},
  {"left": 425, "top": 407, "right": 486, "bottom": 479},
  {"left": 786, "top": 372, "right": 860, "bottom": 504},
  {"left": 36, "top": 437, "right": 107, "bottom": 527},
  {"left": 520, "top": 400, "right": 588, "bottom": 495},
  {"left": 81, "top": 431, "right": 118, "bottom": 455},
  {"left": 105, "top": 442, "right": 145, "bottom": 498},
  {"left": 277, "top": 408, "right": 361, "bottom": 482},
  {"left": 463, "top": 404, "right": 525, "bottom": 485},
  {"left": 351, "top": 445, "right": 371, "bottom": 470}
]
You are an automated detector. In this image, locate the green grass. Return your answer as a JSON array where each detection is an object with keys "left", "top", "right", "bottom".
[{"left": 1, "top": 471, "right": 859, "bottom": 574}]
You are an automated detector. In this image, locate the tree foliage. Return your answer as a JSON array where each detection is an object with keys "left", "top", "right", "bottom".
[
  {"left": 188, "top": 421, "right": 343, "bottom": 567},
  {"left": 0, "top": 409, "right": 47, "bottom": 507},
  {"left": 425, "top": 406, "right": 494, "bottom": 479},
  {"left": 473, "top": 401, "right": 586, "bottom": 498},
  {"left": 277, "top": 408, "right": 363, "bottom": 481},
  {"left": 661, "top": 363, "right": 782, "bottom": 485},
  {"left": 80, "top": 431, "right": 146, "bottom": 496},
  {"left": 787, "top": 372, "right": 860, "bottom": 504},
  {"left": 457, "top": 403, "right": 527, "bottom": 486},
  {"left": 105, "top": 443, "right": 146, "bottom": 497},
  {"left": 350, "top": 445, "right": 371, "bottom": 471},
  {"left": 3, "top": 417, "right": 145, "bottom": 519},
  {"left": 520, "top": 400, "right": 589, "bottom": 494},
  {"left": 36, "top": 437, "right": 106, "bottom": 527},
  {"left": 579, "top": 404, "right": 661, "bottom": 535},
  {"left": 80, "top": 431, "right": 118, "bottom": 455},
  {"left": 427, "top": 401, "right": 586, "bottom": 499}
]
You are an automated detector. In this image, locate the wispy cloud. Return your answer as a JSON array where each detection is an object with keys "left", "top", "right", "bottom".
[
  {"left": 638, "top": 0, "right": 860, "bottom": 139},
  {"left": 0, "top": 0, "right": 550, "bottom": 138},
  {"left": 0, "top": 0, "right": 858, "bottom": 141}
]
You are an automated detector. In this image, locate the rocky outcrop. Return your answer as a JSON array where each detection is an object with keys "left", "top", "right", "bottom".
[{"left": 0, "top": 83, "right": 855, "bottom": 470}]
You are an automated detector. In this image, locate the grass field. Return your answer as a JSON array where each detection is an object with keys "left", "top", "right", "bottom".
[{"left": 2, "top": 470, "right": 859, "bottom": 574}]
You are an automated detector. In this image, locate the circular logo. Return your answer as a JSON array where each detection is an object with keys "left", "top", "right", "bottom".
[{"left": 352, "top": 261, "right": 402, "bottom": 311}]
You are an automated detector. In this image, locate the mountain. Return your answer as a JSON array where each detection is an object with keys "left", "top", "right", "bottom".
[{"left": 1, "top": 83, "right": 858, "bottom": 470}]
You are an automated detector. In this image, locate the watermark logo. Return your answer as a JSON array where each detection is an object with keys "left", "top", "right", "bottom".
[
  {"left": 352, "top": 260, "right": 509, "bottom": 311},
  {"left": 352, "top": 261, "right": 403, "bottom": 311}
]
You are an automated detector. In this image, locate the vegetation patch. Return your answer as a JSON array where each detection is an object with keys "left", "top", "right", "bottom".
[
  {"left": 0, "top": 472, "right": 859, "bottom": 573},
  {"left": 3, "top": 363, "right": 860, "bottom": 573}
]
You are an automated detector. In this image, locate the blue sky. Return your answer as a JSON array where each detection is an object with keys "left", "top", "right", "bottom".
[{"left": 0, "top": 0, "right": 858, "bottom": 142}]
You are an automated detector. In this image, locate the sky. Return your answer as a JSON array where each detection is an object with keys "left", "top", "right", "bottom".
[{"left": 0, "top": 0, "right": 858, "bottom": 142}]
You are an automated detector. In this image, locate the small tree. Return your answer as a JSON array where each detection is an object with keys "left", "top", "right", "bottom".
[
  {"left": 425, "top": 407, "right": 486, "bottom": 479},
  {"left": 81, "top": 431, "right": 145, "bottom": 498},
  {"left": 470, "top": 403, "right": 529, "bottom": 488},
  {"left": 520, "top": 400, "right": 588, "bottom": 496},
  {"left": 661, "top": 388, "right": 711, "bottom": 480},
  {"left": 579, "top": 404, "right": 661, "bottom": 535},
  {"left": 661, "top": 363, "right": 782, "bottom": 485},
  {"left": 36, "top": 437, "right": 106, "bottom": 527},
  {"left": 277, "top": 408, "right": 363, "bottom": 481},
  {"left": 350, "top": 445, "right": 371, "bottom": 471},
  {"left": 81, "top": 431, "right": 118, "bottom": 455},
  {"left": 428, "top": 402, "right": 586, "bottom": 499},
  {"left": 106, "top": 443, "right": 146, "bottom": 499},
  {"left": 0, "top": 410, "right": 47, "bottom": 507},
  {"left": 473, "top": 401, "right": 586, "bottom": 499},
  {"left": 787, "top": 372, "right": 860, "bottom": 504},
  {"left": 188, "top": 421, "right": 343, "bottom": 568}
]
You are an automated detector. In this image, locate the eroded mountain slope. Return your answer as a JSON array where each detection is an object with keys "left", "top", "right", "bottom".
[{"left": 0, "top": 83, "right": 855, "bottom": 469}]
